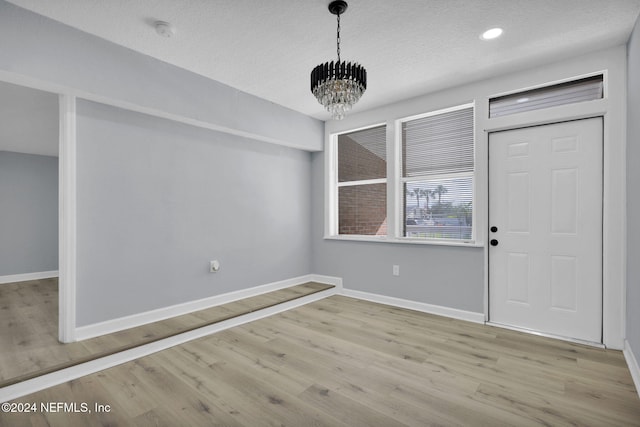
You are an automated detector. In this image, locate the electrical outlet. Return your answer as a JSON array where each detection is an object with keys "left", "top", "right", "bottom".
[
  {"left": 210, "top": 260, "right": 220, "bottom": 273},
  {"left": 393, "top": 265, "right": 400, "bottom": 276}
]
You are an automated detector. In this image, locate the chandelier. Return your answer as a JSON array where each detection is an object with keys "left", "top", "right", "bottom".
[{"left": 310, "top": 1, "right": 367, "bottom": 120}]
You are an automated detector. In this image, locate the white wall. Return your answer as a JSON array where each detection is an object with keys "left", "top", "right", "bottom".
[
  {"left": 0, "top": 0, "right": 323, "bottom": 152},
  {"left": 0, "top": 0, "right": 324, "bottom": 332},
  {"left": 0, "top": 0, "right": 629, "bottom": 347},
  {"left": 0, "top": 151, "right": 58, "bottom": 277},
  {"left": 313, "top": 45, "right": 627, "bottom": 347},
  {"left": 75, "top": 101, "right": 312, "bottom": 326},
  {"left": 626, "top": 15, "right": 640, "bottom": 360}
]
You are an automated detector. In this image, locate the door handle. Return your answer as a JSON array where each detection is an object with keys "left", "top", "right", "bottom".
[{"left": 490, "top": 239, "right": 499, "bottom": 246}]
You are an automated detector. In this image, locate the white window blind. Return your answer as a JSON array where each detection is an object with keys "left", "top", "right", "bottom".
[
  {"left": 328, "top": 105, "right": 476, "bottom": 243},
  {"left": 489, "top": 75, "right": 603, "bottom": 118},
  {"left": 401, "top": 106, "right": 474, "bottom": 241},
  {"left": 402, "top": 107, "right": 474, "bottom": 177}
]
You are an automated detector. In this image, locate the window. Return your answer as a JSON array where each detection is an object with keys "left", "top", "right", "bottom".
[
  {"left": 401, "top": 105, "right": 474, "bottom": 241},
  {"left": 489, "top": 75, "right": 603, "bottom": 118},
  {"left": 335, "top": 125, "right": 387, "bottom": 236},
  {"left": 328, "top": 104, "right": 475, "bottom": 244}
]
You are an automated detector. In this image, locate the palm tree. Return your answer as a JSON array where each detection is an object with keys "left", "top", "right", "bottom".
[
  {"left": 420, "top": 188, "right": 433, "bottom": 217},
  {"left": 455, "top": 201, "right": 473, "bottom": 226},
  {"left": 409, "top": 188, "right": 422, "bottom": 214},
  {"left": 433, "top": 184, "right": 448, "bottom": 205}
]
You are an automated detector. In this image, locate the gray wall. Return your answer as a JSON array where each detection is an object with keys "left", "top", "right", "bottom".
[
  {"left": 0, "top": 0, "right": 323, "bottom": 327},
  {"left": 312, "top": 46, "right": 627, "bottom": 318},
  {"left": 76, "top": 101, "right": 312, "bottom": 326},
  {"left": 0, "top": 151, "right": 58, "bottom": 276},
  {"left": 310, "top": 152, "right": 485, "bottom": 313},
  {"left": 627, "top": 16, "right": 640, "bottom": 357},
  {"left": 0, "top": 0, "right": 322, "bottom": 151}
]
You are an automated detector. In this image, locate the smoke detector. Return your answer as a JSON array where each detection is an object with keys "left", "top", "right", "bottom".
[{"left": 154, "top": 21, "right": 175, "bottom": 38}]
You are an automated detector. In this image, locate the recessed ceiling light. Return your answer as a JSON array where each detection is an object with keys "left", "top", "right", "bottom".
[
  {"left": 516, "top": 97, "right": 530, "bottom": 103},
  {"left": 480, "top": 28, "right": 503, "bottom": 40}
]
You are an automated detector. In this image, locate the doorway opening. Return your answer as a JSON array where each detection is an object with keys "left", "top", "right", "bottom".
[{"left": 0, "top": 80, "right": 62, "bottom": 383}]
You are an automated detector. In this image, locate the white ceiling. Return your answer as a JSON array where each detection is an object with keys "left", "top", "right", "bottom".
[
  {"left": 2, "top": 0, "right": 640, "bottom": 128},
  {"left": 0, "top": 0, "right": 633, "bottom": 364}
]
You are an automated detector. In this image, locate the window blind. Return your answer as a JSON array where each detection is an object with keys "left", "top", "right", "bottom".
[
  {"left": 338, "top": 125, "right": 387, "bottom": 182},
  {"left": 402, "top": 107, "right": 474, "bottom": 178},
  {"left": 489, "top": 75, "right": 603, "bottom": 118}
]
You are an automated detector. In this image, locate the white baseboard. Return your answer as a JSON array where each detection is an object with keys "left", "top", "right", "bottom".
[
  {"left": 308, "top": 274, "right": 343, "bottom": 291},
  {"left": 340, "top": 288, "right": 485, "bottom": 324},
  {"left": 623, "top": 339, "right": 640, "bottom": 399},
  {"left": 75, "top": 274, "right": 342, "bottom": 341},
  {"left": 0, "top": 285, "right": 337, "bottom": 403},
  {"left": 0, "top": 271, "right": 58, "bottom": 285}
]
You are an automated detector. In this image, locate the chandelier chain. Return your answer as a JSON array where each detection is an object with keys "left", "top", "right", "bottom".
[
  {"left": 336, "top": 13, "right": 341, "bottom": 62},
  {"left": 310, "top": 1, "right": 366, "bottom": 120}
]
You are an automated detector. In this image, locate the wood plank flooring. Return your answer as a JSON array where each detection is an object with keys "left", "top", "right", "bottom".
[
  {"left": 2, "top": 295, "right": 639, "bottom": 426},
  {"left": 0, "top": 279, "right": 332, "bottom": 387}
]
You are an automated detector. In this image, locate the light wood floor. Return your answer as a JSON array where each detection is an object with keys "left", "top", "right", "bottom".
[
  {"left": 2, "top": 295, "right": 639, "bottom": 426},
  {"left": 0, "top": 278, "right": 332, "bottom": 387}
]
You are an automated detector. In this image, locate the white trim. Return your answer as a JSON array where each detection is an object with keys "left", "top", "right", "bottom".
[
  {"left": 487, "top": 117, "right": 605, "bottom": 346},
  {"left": 0, "top": 285, "right": 337, "bottom": 402},
  {"left": 326, "top": 103, "right": 477, "bottom": 245},
  {"left": 399, "top": 170, "right": 473, "bottom": 184},
  {"left": 0, "top": 71, "right": 318, "bottom": 153},
  {"left": 487, "top": 70, "right": 606, "bottom": 100},
  {"left": 482, "top": 99, "right": 608, "bottom": 134},
  {"left": 389, "top": 119, "right": 401, "bottom": 238},
  {"left": 326, "top": 123, "right": 388, "bottom": 237},
  {"left": 58, "top": 94, "right": 77, "bottom": 344},
  {"left": 329, "top": 121, "right": 388, "bottom": 137},
  {"left": 322, "top": 46, "right": 626, "bottom": 350},
  {"left": 323, "top": 234, "right": 482, "bottom": 247},
  {"left": 337, "top": 178, "right": 387, "bottom": 187},
  {"left": 482, "top": 64, "right": 626, "bottom": 349},
  {"left": 309, "top": 274, "right": 343, "bottom": 291},
  {"left": 75, "top": 274, "right": 341, "bottom": 341},
  {"left": 327, "top": 132, "right": 338, "bottom": 235},
  {"left": 0, "top": 271, "right": 58, "bottom": 285},
  {"left": 340, "top": 288, "right": 485, "bottom": 324},
  {"left": 487, "top": 321, "right": 605, "bottom": 348},
  {"left": 623, "top": 340, "right": 640, "bottom": 400},
  {"left": 396, "top": 101, "right": 475, "bottom": 125}
]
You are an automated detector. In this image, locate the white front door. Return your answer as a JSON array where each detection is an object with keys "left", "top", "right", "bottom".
[{"left": 489, "top": 118, "right": 603, "bottom": 343}]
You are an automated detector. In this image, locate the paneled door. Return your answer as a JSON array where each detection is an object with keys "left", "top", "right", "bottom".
[{"left": 488, "top": 118, "right": 603, "bottom": 343}]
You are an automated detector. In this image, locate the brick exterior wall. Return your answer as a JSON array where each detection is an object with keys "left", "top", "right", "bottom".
[{"left": 338, "top": 136, "right": 387, "bottom": 235}]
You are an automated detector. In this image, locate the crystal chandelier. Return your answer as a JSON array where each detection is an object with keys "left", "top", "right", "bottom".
[{"left": 311, "top": 1, "right": 367, "bottom": 120}]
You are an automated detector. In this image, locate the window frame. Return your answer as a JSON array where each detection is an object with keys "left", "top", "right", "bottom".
[
  {"left": 395, "top": 103, "right": 476, "bottom": 244},
  {"left": 325, "top": 103, "right": 479, "bottom": 247},
  {"left": 327, "top": 122, "right": 389, "bottom": 240}
]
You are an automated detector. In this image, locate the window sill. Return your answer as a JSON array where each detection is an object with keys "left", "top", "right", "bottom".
[{"left": 323, "top": 235, "right": 484, "bottom": 248}]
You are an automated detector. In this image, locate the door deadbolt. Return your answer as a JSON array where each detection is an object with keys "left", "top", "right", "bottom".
[{"left": 490, "top": 226, "right": 498, "bottom": 233}]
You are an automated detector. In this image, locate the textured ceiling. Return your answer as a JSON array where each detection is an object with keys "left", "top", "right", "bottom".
[{"left": 5, "top": 0, "right": 640, "bottom": 123}]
